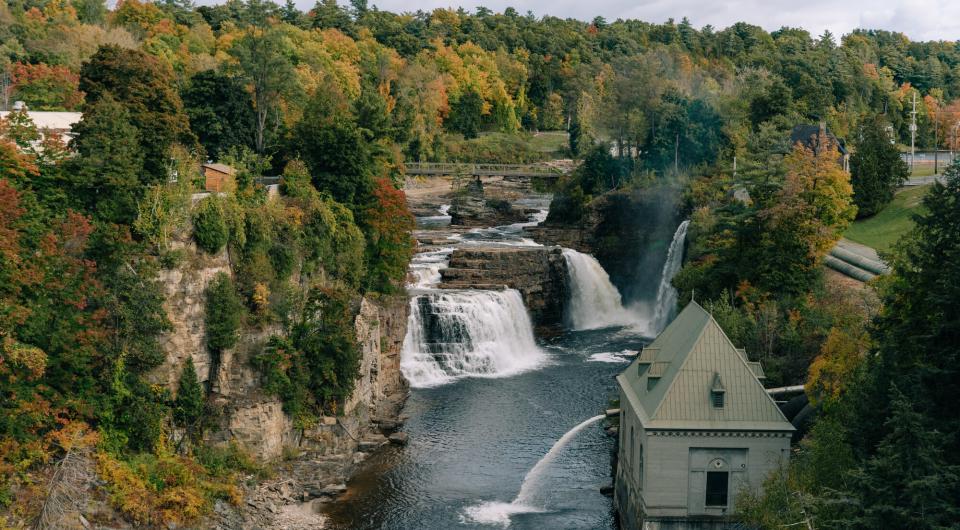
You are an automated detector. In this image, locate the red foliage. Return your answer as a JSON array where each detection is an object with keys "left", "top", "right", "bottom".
[{"left": 9, "top": 62, "right": 84, "bottom": 111}]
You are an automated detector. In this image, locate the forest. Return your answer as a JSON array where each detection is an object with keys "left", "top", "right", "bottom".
[{"left": 1, "top": 0, "right": 959, "bottom": 527}]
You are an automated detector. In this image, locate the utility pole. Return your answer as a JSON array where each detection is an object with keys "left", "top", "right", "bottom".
[
  {"left": 934, "top": 101, "right": 940, "bottom": 175},
  {"left": 910, "top": 90, "right": 917, "bottom": 174}
]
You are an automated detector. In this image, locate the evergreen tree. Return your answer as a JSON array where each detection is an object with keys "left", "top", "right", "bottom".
[
  {"left": 181, "top": 70, "right": 257, "bottom": 161},
  {"left": 68, "top": 96, "right": 145, "bottom": 224},
  {"left": 173, "top": 357, "right": 205, "bottom": 432},
  {"left": 205, "top": 273, "right": 243, "bottom": 354},
  {"left": 850, "top": 117, "right": 909, "bottom": 217},
  {"left": 448, "top": 89, "right": 484, "bottom": 139}
]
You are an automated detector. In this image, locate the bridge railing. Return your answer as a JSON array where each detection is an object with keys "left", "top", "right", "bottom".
[{"left": 405, "top": 162, "right": 565, "bottom": 178}]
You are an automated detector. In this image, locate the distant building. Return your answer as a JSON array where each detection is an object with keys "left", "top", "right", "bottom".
[
  {"left": 0, "top": 105, "right": 82, "bottom": 144},
  {"left": 201, "top": 163, "right": 237, "bottom": 193},
  {"left": 790, "top": 122, "right": 850, "bottom": 172},
  {"left": 614, "top": 301, "right": 794, "bottom": 530}
]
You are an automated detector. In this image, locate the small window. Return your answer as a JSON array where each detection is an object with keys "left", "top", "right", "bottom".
[
  {"left": 712, "top": 390, "right": 725, "bottom": 408},
  {"left": 647, "top": 377, "right": 660, "bottom": 391},
  {"left": 705, "top": 471, "right": 729, "bottom": 507}
]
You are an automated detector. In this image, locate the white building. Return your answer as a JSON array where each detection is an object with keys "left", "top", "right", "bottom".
[{"left": 615, "top": 301, "right": 794, "bottom": 530}]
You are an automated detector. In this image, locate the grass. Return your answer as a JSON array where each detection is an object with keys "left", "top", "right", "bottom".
[
  {"left": 527, "top": 131, "right": 569, "bottom": 153},
  {"left": 910, "top": 165, "right": 937, "bottom": 177},
  {"left": 845, "top": 185, "right": 931, "bottom": 252}
]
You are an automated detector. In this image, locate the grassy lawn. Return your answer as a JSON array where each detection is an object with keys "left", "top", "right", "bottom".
[
  {"left": 527, "top": 131, "right": 569, "bottom": 153},
  {"left": 845, "top": 185, "right": 931, "bottom": 251},
  {"left": 910, "top": 164, "right": 938, "bottom": 177}
]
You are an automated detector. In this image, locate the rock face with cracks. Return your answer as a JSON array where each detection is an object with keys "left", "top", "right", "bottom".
[{"left": 439, "top": 246, "right": 569, "bottom": 330}]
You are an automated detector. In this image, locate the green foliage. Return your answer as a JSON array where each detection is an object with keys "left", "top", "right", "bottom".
[
  {"left": 67, "top": 96, "right": 145, "bottom": 224},
  {"left": 448, "top": 89, "right": 484, "bottom": 139},
  {"left": 181, "top": 69, "right": 257, "bottom": 160},
  {"left": 254, "top": 287, "right": 361, "bottom": 422},
  {"left": 204, "top": 273, "right": 243, "bottom": 354},
  {"left": 173, "top": 357, "right": 205, "bottom": 431},
  {"left": 79, "top": 45, "right": 197, "bottom": 181},
  {"left": 192, "top": 196, "right": 230, "bottom": 254},
  {"left": 850, "top": 117, "right": 909, "bottom": 218}
]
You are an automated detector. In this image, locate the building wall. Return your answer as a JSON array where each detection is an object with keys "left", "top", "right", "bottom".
[{"left": 615, "top": 392, "right": 791, "bottom": 529}]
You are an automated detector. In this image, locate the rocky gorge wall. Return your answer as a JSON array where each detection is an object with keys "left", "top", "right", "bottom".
[{"left": 146, "top": 228, "right": 409, "bottom": 527}]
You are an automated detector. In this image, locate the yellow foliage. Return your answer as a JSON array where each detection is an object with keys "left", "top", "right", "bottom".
[{"left": 806, "top": 326, "right": 871, "bottom": 405}]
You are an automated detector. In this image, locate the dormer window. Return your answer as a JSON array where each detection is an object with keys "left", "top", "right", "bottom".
[
  {"left": 647, "top": 377, "right": 660, "bottom": 391},
  {"left": 711, "top": 372, "right": 725, "bottom": 408}
]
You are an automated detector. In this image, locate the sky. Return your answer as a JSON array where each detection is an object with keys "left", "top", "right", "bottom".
[{"left": 316, "top": 0, "right": 960, "bottom": 42}]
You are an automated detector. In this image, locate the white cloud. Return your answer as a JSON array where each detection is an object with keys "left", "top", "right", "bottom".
[{"left": 342, "top": 0, "right": 960, "bottom": 41}]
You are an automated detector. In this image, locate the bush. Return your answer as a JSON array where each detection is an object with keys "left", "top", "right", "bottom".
[
  {"left": 192, "top": 197, "right": 229, "bottom": 254},
  {"left": 205, "top": 273, "right": 243, "bottom": 354}
]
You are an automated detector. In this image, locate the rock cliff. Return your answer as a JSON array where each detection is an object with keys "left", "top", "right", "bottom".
[
  {"left": 149, "top": 230, "right": 409, "bottom": 528},
  {"left": 439, "top": 246, "right": 568, "bottom": 329},
  {"left": 449, "top": 177, "right": 530, "bottom": 226}
]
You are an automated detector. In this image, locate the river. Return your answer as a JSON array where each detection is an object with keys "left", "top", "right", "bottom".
[{"left": 324, "top": 199, "right": 687, "bottom": 529}]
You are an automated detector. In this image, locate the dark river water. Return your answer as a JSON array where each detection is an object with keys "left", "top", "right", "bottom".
[
  {"left": 325, "top": 326, "right": 646, "bottom": 530},
  {"left": 323, "top": 200, "right": 669, "bottom": 529}
]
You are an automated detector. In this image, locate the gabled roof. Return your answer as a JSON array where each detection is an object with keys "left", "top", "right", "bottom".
[
  {"left": 201, "top": 162, "right": 237, "bottom": 175},
  {"left": 617, "top": 301, "right": 794, "bottom": 432}
]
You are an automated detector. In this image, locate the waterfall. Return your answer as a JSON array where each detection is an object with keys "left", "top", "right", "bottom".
[
  {"left": 401, "top": 289, "right": 546, "bottom": 388},
  {"left": 649, "top": 219, "right": 690, "bottom": 335},
  {"left": 462, "top": 415, "right": 605, "bottom": 525},
  {"left": 407, "top": 247, "right": 453, "bottom": 289},
  {"left": 562, "top": 249, "right": 634, "bottom": 330}
]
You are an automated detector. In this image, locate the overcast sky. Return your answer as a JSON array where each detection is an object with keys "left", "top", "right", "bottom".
[{"left": 331, "top": 0, "right": 960, "bottom": 42}]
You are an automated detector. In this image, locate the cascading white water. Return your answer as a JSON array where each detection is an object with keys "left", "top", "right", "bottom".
[
  {"left": 401, "top": 289, "right": 546, "bottom": 388},
  {"left": 649, "top": 219, "right": 690, "bottom": 334},
  {"left": 562, "top": 249, "right": 635, "bottom": 330},
  {"left": 407, "top": 247, "right": 454, "bottom": 289},
  {"left": 462, "top": 414, "right": 605, "bottom": 526}
]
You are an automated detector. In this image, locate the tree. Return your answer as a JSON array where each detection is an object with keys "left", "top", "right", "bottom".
[
  {"left": 79, "top": 45, "right": 196, "bottom": 182},
  {"left": 68, "top": 96, "right": 145, "bottom": 224},
  {"left": 181, "top": 70, "right": 257, "bottom": 161},
  {"left": 228, "top": 27, "right": 296, "bottom": 154},
  {"left": 205, "top": 272, "right": 243, "bottom": 355},
  {"left": 850, "top": 117, "right": 908, "bottom": 217},
  {"left": 754, "top": 138, "right": 856, "bottom": 295},
  {"left": 447, "top": 89, "right": 484, "bottom": 139},
  {"left": 363, "top": 177, "right": 414, "bottom": 292},
  {"left": 173, "top": 357, "right": 204, "bottom": 433}
]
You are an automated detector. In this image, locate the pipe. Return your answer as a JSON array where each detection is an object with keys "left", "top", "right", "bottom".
[
  {"left": 824, "top": 255, "right": 876, "bottom": 283},
  {"left": 829, "top": 246, "right": 890, "bottom": 275}
]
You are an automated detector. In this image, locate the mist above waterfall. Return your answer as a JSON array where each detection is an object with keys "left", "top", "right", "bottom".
[
  {"left": 562, "top": 249, "right": 636, "bottom": 330},
  {"left": 401, "top": 289, "right": 547, "bottom": 388}
]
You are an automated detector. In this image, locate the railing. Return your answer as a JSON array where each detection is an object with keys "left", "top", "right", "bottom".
[{"left": 405, "top": 162, "right": 565, "bottom": 178}]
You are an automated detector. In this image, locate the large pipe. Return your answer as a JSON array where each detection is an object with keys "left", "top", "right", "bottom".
[
  {"left": 824, "top": 255, "right": 876, "bottom": 282},
  {"left": 829, "top": 246, "right": 890, "bottom": 275}
]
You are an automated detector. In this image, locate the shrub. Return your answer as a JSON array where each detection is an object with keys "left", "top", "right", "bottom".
[
  {"left": 205, "top": 273, "right": 243, "bottom": 354},
  {"left": 192, "top": 197, "right": 229, "bottom": 254}
]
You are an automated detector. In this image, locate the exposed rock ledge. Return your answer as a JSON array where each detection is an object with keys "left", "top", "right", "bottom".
[{"left": 439, "top": 246, "right": 568, "bottom": 329}]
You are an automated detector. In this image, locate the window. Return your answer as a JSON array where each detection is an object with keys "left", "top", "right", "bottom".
[
  {"left": 705, "top": 471, "right": 729, "bottom": 507},
  {"left": 712, "top": 390, "right": 725, "bottom": 408},
  {"left": 647, "top": 377, "right": 660, "bottom": 391}
]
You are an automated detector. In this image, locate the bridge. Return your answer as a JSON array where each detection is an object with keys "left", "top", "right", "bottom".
[{"left": 404, "top": 162, "right": 568, "bottom": 179}]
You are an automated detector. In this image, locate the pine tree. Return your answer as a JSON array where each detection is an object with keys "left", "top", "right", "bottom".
[
  {"left": 850, "top": 116, "right": 909, "bottom": 218},
  {"left": 173, "top": 357, "right": 204, "bottom": 433}
]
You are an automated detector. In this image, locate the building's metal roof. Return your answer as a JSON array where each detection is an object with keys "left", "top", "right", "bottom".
[{"left": 617, "top": 301, "right": 794, "bottom": 432}]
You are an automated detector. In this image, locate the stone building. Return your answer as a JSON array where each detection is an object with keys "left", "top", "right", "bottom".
[{"left": 615, "top": 301, "right": 794, "bottom": 530}]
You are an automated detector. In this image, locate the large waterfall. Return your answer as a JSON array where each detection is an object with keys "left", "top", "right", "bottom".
[
  {"left": 649, "top": 219, "right": 690, "bottom": 335},
  {"left": 562, "top": 249, "right": 635, "bottom": 330},
  {"left": 401, "top": 289, "right": 546, "bottom": 388}
]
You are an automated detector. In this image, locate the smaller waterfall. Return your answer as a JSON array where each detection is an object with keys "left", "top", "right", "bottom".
[
  {"left": 649, "top": 220, "right": 690, "bottom": 335},
  {"left": 407, "top": 247, "right": 453, "bottom": 289},
  {"left": 401, "top": 289, "right": 546, "bottom": 388},
  {"left": 562, "top": 249, "right": 634, "bottom": 330},
  {"left": 463, "top": 415, "right": 605, "bottom": 525}
]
